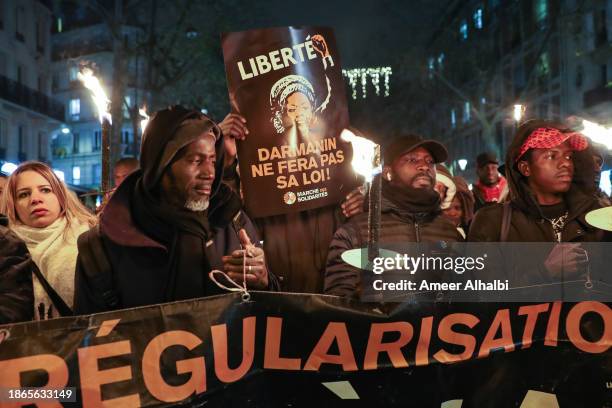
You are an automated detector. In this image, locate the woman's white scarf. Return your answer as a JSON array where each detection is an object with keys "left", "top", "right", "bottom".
[{"left": 12, "top": 217, "right": 89, "bottom": 320}]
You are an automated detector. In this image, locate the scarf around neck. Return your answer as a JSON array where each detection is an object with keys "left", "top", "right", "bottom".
[
  {"left": 131, "top": 178, "right": 221, "bottom": 302},
  {"left": 382, "top": 179, "right": 441, "bottom": 215},
  {"left": 12, "top": 217, "right": 89, "bottom": 320}
]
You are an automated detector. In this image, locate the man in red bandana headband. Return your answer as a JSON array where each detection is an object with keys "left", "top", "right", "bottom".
[{"left": 469, "top": 120, "right": 609, "bottom": 283}]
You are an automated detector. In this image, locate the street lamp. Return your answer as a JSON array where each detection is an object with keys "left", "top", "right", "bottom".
[
  {"left": 513, "top": 104, "right": 525, "bottom": 123},
  {"left": 458, "top": 158, "right": 468, "bottom": 171}
]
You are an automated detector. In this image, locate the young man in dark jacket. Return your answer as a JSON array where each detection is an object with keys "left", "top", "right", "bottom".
[
  {"left": 468, "top": 120, "right": 609, "bottom": 288},
  {"left": 324, "top": 134, "right": 463, "bottom": 298},
  {"left": 0, "top": 214, "right": 34, "bottom": 323},
  {"left": 74, "top": 107, "right": 277, "bottom": 314}
]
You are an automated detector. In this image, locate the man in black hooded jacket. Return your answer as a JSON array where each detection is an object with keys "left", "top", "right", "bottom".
[
  {"left": 468, "top": 120, "right": 610, "bottom": 289},
  {"left": 74, "top": 107, "right": 277, "bottom": 314}
]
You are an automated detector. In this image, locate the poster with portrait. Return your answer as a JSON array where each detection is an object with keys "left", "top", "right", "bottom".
[{"left": 222, "top": 26, "right": 359, "bottom": 218}]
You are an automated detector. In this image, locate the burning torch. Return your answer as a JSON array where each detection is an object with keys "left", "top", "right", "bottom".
[
  {"left": 341, "top": 129, "right": 382, "bottom": 262},
  {"left": 78, "top": 68, "right": 111, "bottom": 204}
]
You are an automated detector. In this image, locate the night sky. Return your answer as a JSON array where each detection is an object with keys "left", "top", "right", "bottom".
[{"left": 222, "top": 0, "right": 449, "bottom": 68}]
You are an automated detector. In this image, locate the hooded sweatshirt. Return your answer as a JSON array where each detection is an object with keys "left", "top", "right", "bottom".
[
  {"left": 469, "top": 119, "right": 605, "bottom": 243},
  {"left": 74, "top": 107, "right": 275, "bottom": 314}
]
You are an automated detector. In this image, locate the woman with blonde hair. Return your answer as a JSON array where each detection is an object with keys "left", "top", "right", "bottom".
[{"left": 0, "top": 161, "right": 96, "bottom": 319}]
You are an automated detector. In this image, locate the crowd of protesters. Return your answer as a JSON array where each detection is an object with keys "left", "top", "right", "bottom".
[{"left": 0, "top": 105, "right": 610, "bottom": 323}]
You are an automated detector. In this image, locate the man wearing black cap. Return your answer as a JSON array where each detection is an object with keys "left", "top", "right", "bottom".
[
  {"left": 74, "top": 106, "right": 276, "bottom": 314},
  {"left": 324, "top": 134, "right": 463, "bottom": 298},
  {"left": 473, "top": 152, "right": 508, "bottom": 212}
]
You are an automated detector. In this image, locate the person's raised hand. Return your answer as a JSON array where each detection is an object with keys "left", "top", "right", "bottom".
[
  {"left": 219, "top": 113, "right": 248, "bottom": 166},
  {"left": 341, "top": 186, "right": 366, "bottom": 218}
]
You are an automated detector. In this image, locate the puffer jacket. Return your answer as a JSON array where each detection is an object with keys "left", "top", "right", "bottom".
[
  {"left": 0, "top": 214, "right": 34, "bottom": 324},
  {"left": 324, "top": 195, "right": 463, "bottom": 298}
]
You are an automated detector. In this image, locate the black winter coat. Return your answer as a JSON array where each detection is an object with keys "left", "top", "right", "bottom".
[
  {"left": 73, "top": 176, "right": 277, "bottom": 315},
  {"left": 324, "top": 196, "right": 463, "bottom": 298},
  {"left": 0, "top": 214, "right": 34, "bottom": 323}
]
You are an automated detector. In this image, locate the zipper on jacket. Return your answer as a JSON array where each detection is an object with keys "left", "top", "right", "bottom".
[{"left": 414, "top": 220, "right": 421, "bottom": 242}]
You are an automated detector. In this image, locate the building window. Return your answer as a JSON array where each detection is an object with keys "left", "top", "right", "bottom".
[
  {"left": 72, "top": 166, "right": 81, "bottom": 185},
  {"left": 473, "top": 8, "right": 483, "bottom": 29},
  {"left": 69, "top": 98, "right": 80, "bottom": 120},
  {"left": 17, "top": 65, "right": 26, "bottom": 84},
  {"left": 93, "top": 130, "right": 101, "bottom": 151},
  {"left": 437, "top": 53, "right": 445, "bottom": 70},
  {"left": 535, "top": 0, "right": 548, "bottom": 29},
  {"left": 36, "top": 19, "right": 45, "bottom": 52},
  {"left": 121, "top": 131, "right": 132, "bottom": 144},
  {"left": 92, "top": 163, "right": 101, "bottom": 185},
  {"left": 69, "top": 66, "right": 79, "bottom": 82},
  {"left": 463, "top": 101, "right": 471, "bottom": 123},
  {"left": 459, "top": 20, "right": 468, "bottom": 40},
  {"left": 123, "top": 96, "right": 131, "bottom": 118},
  {"left": 451, "top": 109, "right": 457, "bottom": 128},
  {"left": 15, "top": 6, "right": 25, "bottom": 41},
  {"left": 72, "top": 132, "right": 80, "bottom": 154},
  {"left": 537, "top": 52, "right": 550, "bottom": 77},
  {"left": 18, "top": 125, "right": 26, "bottom": 161},
  {"left": 38, "top": 132, "right": 46, "bottom": 160},
  {"left": 575, "top": 65, "right": 583, "bottom": 88},
  {"left": 0, "top": 118, "right": 6, "bottom": 158}
]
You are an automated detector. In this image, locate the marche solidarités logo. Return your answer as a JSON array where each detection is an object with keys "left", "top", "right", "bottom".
[{"left": 284, "top": 191, "right": 297, "bottom": 205}]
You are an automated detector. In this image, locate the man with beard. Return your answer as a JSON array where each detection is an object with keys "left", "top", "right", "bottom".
[
  {"left": 324, "top": 134, "right": 463, "bottom": 299},
  {"left": 473, "top": 152, "right": 508, "bottom": 212},
  {"left": 74, "top": 106, "right": 276, "bottom": 314}
]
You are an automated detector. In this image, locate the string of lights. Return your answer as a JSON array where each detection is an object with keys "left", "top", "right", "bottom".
[{"left": 342, "top": 67, "right": 392, "bottom": 99}]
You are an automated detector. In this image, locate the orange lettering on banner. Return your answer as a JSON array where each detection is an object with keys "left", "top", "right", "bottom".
[
  {"left": 415, "top": 316, "right": 434, "bottom": 366},
  {"left": 0, "top": 354, "right": 68, "bottom": 408},
  {"left": 363, "top": 322, "right": 413, "bottom": 370},
  {"left": 211, "top": 317, "right": 256, "bottom": 383},
  {"left": 303, "top": 322, "right": 358, "bottom": 371},
  {"left": 78, "top": 340, "right": 140, "bottom": 407},
  {"left": 545, "top": 301, "right": 562, "bottom": 347},
  {"left": 566, "top": 302, "right": 612, "bottom": 354},
  {"left": 434, "top": 313, "right": 480, "bottom": 364},
  {"left": 142, "top": 331, "right": 205, "bottom": 403},
  {"left": 478, "top": 309, "right": 515, "bottom": 358},
  {"left": 263, "top": 317, "right": 301, "bottom": 370},
  {"left": 518, "top": 303, "right": 550, "bottom": 349}
]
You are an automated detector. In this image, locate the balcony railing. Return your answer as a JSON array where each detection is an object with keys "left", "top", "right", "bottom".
[
  {"left": 583, "top": 85, "right": 612, "bottom": 109},
  {"left": 0, "top": 75, "right": 64, "bottom": 121}
]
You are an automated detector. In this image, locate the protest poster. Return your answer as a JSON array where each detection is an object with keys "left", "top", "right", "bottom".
[{"left": 222, "top": 26, "right": 359, "bottom": 217}]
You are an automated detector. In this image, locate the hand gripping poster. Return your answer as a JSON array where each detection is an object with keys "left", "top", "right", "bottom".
[{"left": 222, "top": 26, "right": 359, "bottom": 217}]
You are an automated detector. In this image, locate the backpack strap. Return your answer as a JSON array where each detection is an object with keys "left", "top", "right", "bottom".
[
  {"left": 77, "top": 225, "right": 121, "bottom": 310},
  {"left": 31, "top": 264, "right": 73, "bottom": 316},
  {"left": 500, "top": 201, "right": 512, "bottom": 242}
]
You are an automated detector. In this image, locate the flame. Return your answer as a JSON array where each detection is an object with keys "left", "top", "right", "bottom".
[
  {"left": 581, "top": 120, "right": 612, "bottom": 150},
  {"left": 341, "top": 129, "right": 381, "bottom": 182},
  {"left": 139, "top": 106, "right": 150, "bottom": 133},
  {"left": 77, "top": 68, "right": 111, "bottom": 124}
]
